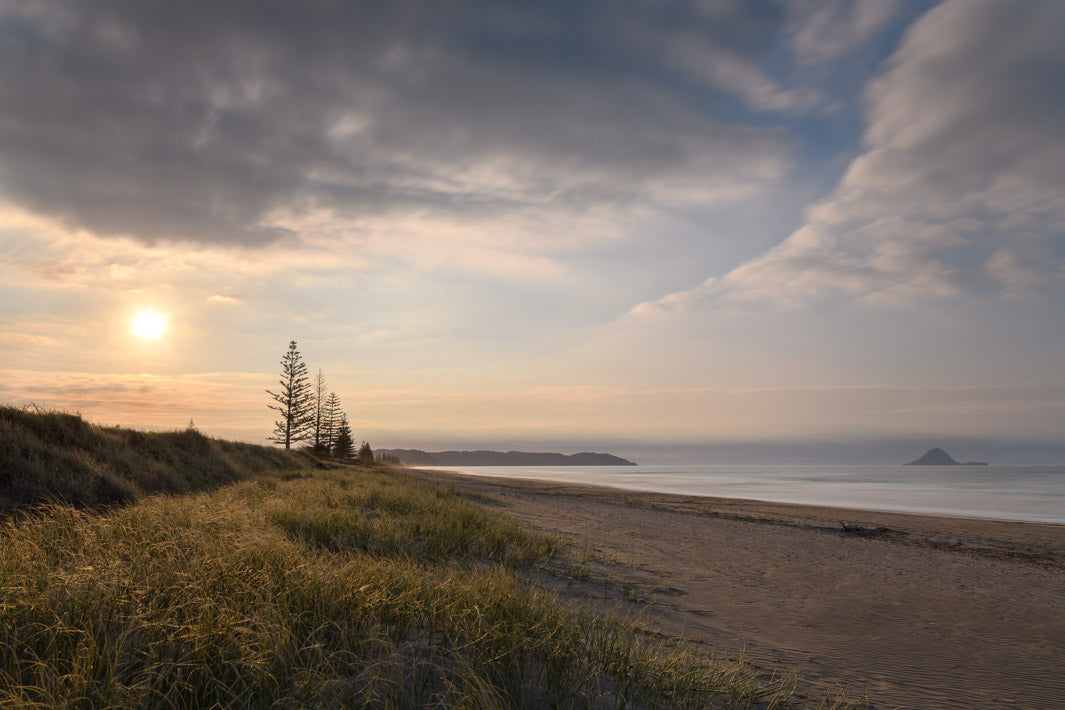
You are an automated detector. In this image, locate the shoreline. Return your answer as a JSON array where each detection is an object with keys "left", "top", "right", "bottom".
[
  {"left": 414, "top": 469, "right": 1065, "bottom": 568},
  {"left": 409, "top": 463, "right": 1065, "bottom": 526},
  {"left": 412, "top": 468, "right": 1065, "bottom": 709}
]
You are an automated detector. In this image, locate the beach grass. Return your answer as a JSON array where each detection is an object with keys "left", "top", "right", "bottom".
[
  {"left": 0, "top": 404, "right": 309, "bottom": 514},
  {"left": 0, "top": 407, "right": 853, "bottom": 708}
]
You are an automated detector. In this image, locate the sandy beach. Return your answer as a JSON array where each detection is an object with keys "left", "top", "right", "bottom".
[{"left": 412, "top": 469, "right": 1065, "bottom": 710}]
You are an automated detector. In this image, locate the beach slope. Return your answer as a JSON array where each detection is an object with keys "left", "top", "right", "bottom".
[{"left": 413, "top": 469, "right": 1065, "bottom": 710}]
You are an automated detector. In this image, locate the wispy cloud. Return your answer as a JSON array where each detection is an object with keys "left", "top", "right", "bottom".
[
  {"left": 0, "top": 330, "right": 62, "bottom": 349},
  {"left": 310, "top": 381, "right": 1065, "bottom": 443},
  {"left": 636, "top": 1, "right": 1065, "bottom": 315},
  {"left": 0, "top": 370, "right": 268, "bottom": 433},
  {"left": 786, "top": 0, "right": 906, "bottom": 66},
  {"left": 206, "top": 294, "right": 241, "bottom": 305}
]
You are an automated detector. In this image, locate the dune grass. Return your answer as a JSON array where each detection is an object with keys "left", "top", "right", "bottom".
[
  {"left": 0, "top": 408, "right": 855, "bottom": 708},
  {"left": 0, "top": 465, "right": 818, "bottom": 708},
  {"left": 0, "top": 405, "right": 308, "bottom": 514}
]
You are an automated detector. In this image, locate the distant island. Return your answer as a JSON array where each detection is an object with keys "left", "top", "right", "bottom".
[
  {"left": 905, "top": 448, "right": 988, "bottom": 466},
  {"left": 377, "top": 449, "right": 637, "bottom": 467}
]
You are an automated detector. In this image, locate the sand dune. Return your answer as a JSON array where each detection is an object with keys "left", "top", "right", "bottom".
[{"left": 413, "top": 470, "right": 1065, "bottom": 709}]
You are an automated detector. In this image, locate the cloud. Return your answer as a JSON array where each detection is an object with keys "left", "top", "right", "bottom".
[
  {"left": 5, "top": 365, "right": 1064, "bottom": 446},
  {"left": 0, "top": 202, "right": 369, "bottom": 298},
  {"left": 0, "top": 1, "right": 794, "bottom": 251},
  {"left": 785, "top": 0, "right": 905, "bottom": 66},
  {"left": 638, "top": 1, "right": 1065, "bottom": 314},
  {"left": 0, "top": 370, "right": 267, "bottom": 432},
  {"left": 654, "top": 26, "right": 815, "bottom": 113},
  {"left": 320, "top": 381, "right": 1065, "bottom": 443},
  {"left": 206, "top": 294, "right": 240, "bottom": 305},
  {"left": 0, "top": 331, "right": 61, "bottom": 349}
]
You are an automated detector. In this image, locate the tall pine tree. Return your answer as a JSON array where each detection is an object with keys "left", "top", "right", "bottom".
[
  {"left": 311, "top": 369, "right": 328, "bottom": 454},
  {"left": 266, "top": 340, "right": 313, "bottom": 449},
  {"left": 332, "top": 412, "right": 355, "bottom": 460},
  {"left": 321, "top": 392, "right": 342, "bottom": 452},
  {"left": 358, "top": 441, "right": 374, "bottom": 464}
]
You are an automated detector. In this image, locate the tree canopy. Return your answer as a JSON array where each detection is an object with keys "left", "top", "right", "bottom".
[
  {"left": 266, "top": 341, "right": 312, "bottom": 450},
  {"left": 267, "top": 341, "right": 368, "bottom": 461},
  {"left": 333, "top": 413, "right": 355, "bottom": 460}
]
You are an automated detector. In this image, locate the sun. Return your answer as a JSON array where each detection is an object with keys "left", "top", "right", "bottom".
[{"left": 131, "top": 310, "right": 167, "bottom": 339}]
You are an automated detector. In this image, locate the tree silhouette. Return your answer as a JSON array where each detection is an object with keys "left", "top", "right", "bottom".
[
  {"left": 321, "top": 391, "right": 341, "bottom": 452},
  {"left": 311, "top": 369, "right": 328, "bottom": 454},
  {"left": 332, "top": 412, "right": 355, "bottom": 460},
  {"left": 266, "top": 340, "right": 312, "bottom": 449},
  {"left": 358, "top": 441, "right": 374, "bottom": 464}
]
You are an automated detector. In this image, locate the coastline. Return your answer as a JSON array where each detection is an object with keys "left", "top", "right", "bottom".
[{"left": 412, "top": 468, "right": 1065, "bottom": 709}]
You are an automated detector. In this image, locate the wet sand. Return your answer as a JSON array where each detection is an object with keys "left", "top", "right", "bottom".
[{"left": 412, "top": 469, "right": 1065, "bottom": 709}]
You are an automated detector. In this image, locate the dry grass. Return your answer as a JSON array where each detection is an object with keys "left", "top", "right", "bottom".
[
  {"left": 0, "top": 405, "right": 307, "bottom": 513},
  {"left": 0, "top": 407, "right": 857, "bottom": 708}
]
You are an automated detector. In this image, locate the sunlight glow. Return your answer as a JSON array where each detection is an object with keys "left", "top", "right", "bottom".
[{"left": 131, "top": 310, "right": 167, "bottom": 339}]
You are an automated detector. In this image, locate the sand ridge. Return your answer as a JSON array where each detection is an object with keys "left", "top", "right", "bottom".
[{"left": 412, "top": 469, "right": 1065, "bottom": 710}]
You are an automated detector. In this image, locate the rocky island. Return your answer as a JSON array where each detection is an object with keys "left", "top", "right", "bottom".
[
  {"left": 905, "top": 448, "right": 988, "bottom": 466},
  {"left": 377, "top": 449, "right": 637, "bottom": 467}
]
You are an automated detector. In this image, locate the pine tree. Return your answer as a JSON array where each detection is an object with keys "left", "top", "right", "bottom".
[
  {"left": 266, "top": 340, "right": 313, "bottom": 449},
  {"left": 332, "top": 412, "right": 355, "bottom": 460},
  {"left": 311, "top": 369, "right": 329, "bottom": 455},
  {"left": 358, "top": 441, "right": 374, "bottom": 464},
  {"left": 321, "top": 392, "right": 341, "bottom": 452}
]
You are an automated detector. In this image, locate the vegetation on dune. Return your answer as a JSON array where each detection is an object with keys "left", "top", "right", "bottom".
[
  {"left": 0, "top": 407, "right": 852, "bottom": 708},
  {"left": 0, "top": 467, "right": 810, "bottom": 709},
  {"left": 0, "top": 405, "right": 308, "bottom": 514}
]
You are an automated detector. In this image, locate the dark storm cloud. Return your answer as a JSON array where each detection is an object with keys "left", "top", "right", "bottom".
[{"left": 0, "top": 0, "right": 798, "bottom": 247}]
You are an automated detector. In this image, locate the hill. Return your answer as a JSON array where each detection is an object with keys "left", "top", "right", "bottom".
[
  {"left": 378, "top": 448, "right": 636, "bottom": 466},
  {"left": 0, "top": 405, "right": 310, "bottom": 513},
  {"left": 905, "top": 448, "right": 989, "bottom": 466}
]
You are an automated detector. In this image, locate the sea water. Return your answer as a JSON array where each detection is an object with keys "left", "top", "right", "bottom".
[{"left": 420, "top": 464, "right": 1065, "bottom": 524}]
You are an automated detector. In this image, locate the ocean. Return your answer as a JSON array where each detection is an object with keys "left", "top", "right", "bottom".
[{"left": 421, "top": 464, "right": 1065, "bottom": 524}]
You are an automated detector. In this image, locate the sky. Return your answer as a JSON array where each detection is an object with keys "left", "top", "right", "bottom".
[{"left": 2, "top": 0, "right": 1064, "bottom": 464}]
